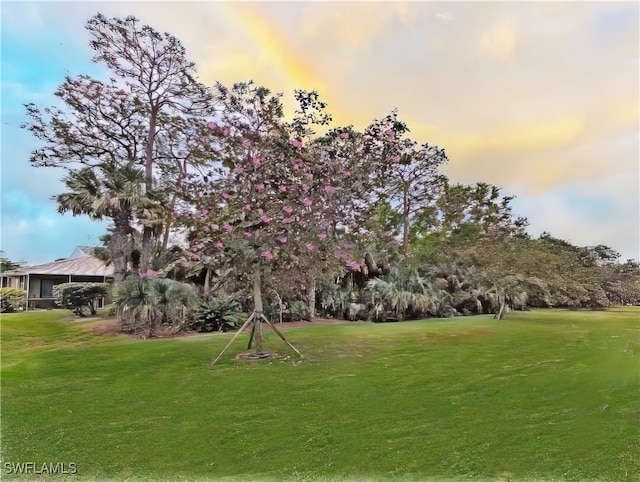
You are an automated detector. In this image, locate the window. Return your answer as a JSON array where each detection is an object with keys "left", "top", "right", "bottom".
[{"left": 40, "top": 280, "right": 57, "bottom": 298}]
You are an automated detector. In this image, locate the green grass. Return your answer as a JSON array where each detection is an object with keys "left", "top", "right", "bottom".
[{"left": 2, "top": 308, "right": 639, "bottom": 481}]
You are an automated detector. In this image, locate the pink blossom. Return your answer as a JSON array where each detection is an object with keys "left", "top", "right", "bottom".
[
  {"left": 279, "top": 186, "right": 288, "bottom": 192},
  {"left": 139, "top": 269, "right": 158, "bottom": 279},
  {"left": 346, "top": 260, "right": 361, "bottom": 271},
  {"left": 304, "top": 172, "right": 313, "bottom": 179},
  {"left": 223, "top": 224, "right": 233, "bottom": 232},
  {"left": 252, "top": 157, "right": 261, "bottom": 166},
  {"left": 293, "top": 164, "right": 300, "bottom": 171},
  {"left": 303, "top": 198, "right": 313, "bottom": 207},
  {"left": 200, "top": 209, "right": 209, "bottom": 216},
  {"left": 305, "top": 243, "right": 315, "bottom": 251},
  {"left": 222, "top": 192, "right": 233, "bottom": 199},
  {"left": 221, "top": 127, "right": 230, "bottom": 136},
  {"left": 282, "top": 217, "right": 293, "bottom": 224},
  {"left": 243, "top": 139, "right": 251, "bottom": 147},
  {"left": 202, "top": 225, "right": 210, "bottom": 233},
  {"left": 260, "top": 215, "right": 272, "bottom": 223},
  {"left": 256, "top": 183, "right": 265, "bottom": 190},
  {"left": 214, "top": 241, "right": 224, "bottom": 249},
  {"left": 244, "top": 204, "right": 252, "bottom": 211},
  {"left": 302, "top": 184, "right": 310, "bottom": 192},
  {"left": 324, "top": 185, "right": 336, "bottom": 193},
  {"left": 342, "top": 242, "right": 353, "bottom": 249},
  {"left": 317, "top": 232, "right": 327, "bottom": 240},
  {"left": 283, "top": 206, "right": 294, "bottom": 214},
  {"left": 277, "top": 236, "right": 288, "bottom": 243},
  {"left": 233, "top": 167, "right": 244, "bottom": 174},
  {"left": 291, "top": 139, "right": 302, "bottom": 148},
  {"left": 342, "top": 170, "right": 352, "bottom": 177},
  {"left": 178, "top": 260, "right": 187, "bottom": 267},
  {"left": 207, "top": 122, "right": 219, "bottom": 131},
  {"left": 339, "top": 132, "right": 349, "bottom": 139},
  {"left": 261, "top": 251, "right": 274, "bottom": 260},
  {"left": 191, "top": 254, "right": 201, "bottom": 261},
  {"left": 385, "top": 129, "right": 396, "bottom": 137},
  {"left": 391, "top": 155, "right": 400, "bottom": 163},
  {"left": 243, "top": 231, "right": 253, "bottom": 238}
]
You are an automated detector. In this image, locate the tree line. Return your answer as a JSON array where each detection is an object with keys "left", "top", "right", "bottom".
[{"left": 15, "top": 14, "right": 639, "bottom": 332}]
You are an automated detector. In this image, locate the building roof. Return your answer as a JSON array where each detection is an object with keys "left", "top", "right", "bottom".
[{"left": 2, "top": 247, "right": 113, "bottom": 278}]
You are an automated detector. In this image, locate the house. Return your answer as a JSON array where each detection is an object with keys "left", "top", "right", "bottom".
[{"left": 0, "top": 246, "right": 114, "bottom": 310}]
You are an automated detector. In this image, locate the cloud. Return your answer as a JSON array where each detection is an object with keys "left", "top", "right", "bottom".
[
  {"left": 479, "top": 23, "right": 516, "bottom": 60},
  {"left": 436, "top": 12, "right": 454, "bottom": 22},
  {"left": 512, "top": 174, "right": 639, "bottom": 261},
  {"left": 1, "top": 1, "right": 637, "bottom": 264}
]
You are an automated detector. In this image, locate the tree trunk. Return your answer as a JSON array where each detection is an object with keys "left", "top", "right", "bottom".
[
  {"left": 272, "top": 289, "right": 284, "bottom": 323},
  {"left": 402, "top": 187, "right": 410, "bottom": 254},
  {"left": 141, "top": 105, "right": 159, "bottom": 272},
  {"left": 203, "top": 268, "right": 211, "bottom": 298},
  {"left": 252, "top": 268, "right": 265, "bottom": 352},
  {"left": 364, "top": 252, "right": 380, "bottom": 276},
  {"left": 111, "top": 214, "right": 132, "bottom": 283},
  {"left": 494, "top": 291, "right": 507, "bottom": 320},
  {"left": 307, "top": 277, "right": 316, "bottom": 319}
]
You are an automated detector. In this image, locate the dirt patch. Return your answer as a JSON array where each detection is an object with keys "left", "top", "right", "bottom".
[
  {"left": 81, "top": 316, "right": 351, "bottom": 339},
  {"left": 234, "top": 351, "right": 280, "bottom": 360},
  {"left": 268, "top": 318, "right": 350, "bottom": 329},
  {"left": 86, "top": 318, "right": 122, "bottom": 337}
]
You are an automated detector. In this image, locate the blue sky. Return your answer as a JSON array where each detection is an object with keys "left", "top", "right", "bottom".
[{"left": 1, "top": 1, "right": 638, "bottom": 264}]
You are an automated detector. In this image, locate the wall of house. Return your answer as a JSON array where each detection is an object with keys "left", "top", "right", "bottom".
[
  {"left": 28, "top": 275, "right": 111, "bottom": 310},
  {"left": 1, "top": 276, "right": 24, "bottom": 289}
]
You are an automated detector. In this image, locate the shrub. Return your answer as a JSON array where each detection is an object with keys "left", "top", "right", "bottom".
[
  {"left": 0, "top": 287, "right": 27, "bottom": 312},
  {"left": 115, "top": 277, "right": 198, "bottom": 337},
  {"left": 194, "top": 297, "right": 245, "bottom": 332},
  {"left": 266, "top": 297, "right": 311, "bottom": 322},
  {"left": 53, "top": 282, "right": 111, "bottom": 316},
  {"left": 317, "top": 278, "right": 352, "bottom": 318},
  {"left": 365, "top": 266, "right": 440, "bottom": 321}
]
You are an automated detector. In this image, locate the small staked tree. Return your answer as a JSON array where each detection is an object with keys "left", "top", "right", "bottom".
[{"left": 181, "top": 82, "right": 403, "bottom": 359}]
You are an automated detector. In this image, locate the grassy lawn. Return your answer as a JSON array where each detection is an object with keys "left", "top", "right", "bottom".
[{"left": 1, "top": 308, "right": 639, "bottom": 481}]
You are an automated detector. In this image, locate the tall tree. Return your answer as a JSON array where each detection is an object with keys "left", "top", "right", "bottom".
[
  {"left": 23, "top": 14, "right": 215, "bottom": 274},
  {"left": 382, "top": 136, "right": 448, "bottom": 253},
  {"left": 56, "top": 164, "right": 154, "bottom": 282}
]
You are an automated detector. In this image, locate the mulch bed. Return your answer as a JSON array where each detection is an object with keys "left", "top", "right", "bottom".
[{"left": 81, "top": 316, "right": 352, "bottom": 339}]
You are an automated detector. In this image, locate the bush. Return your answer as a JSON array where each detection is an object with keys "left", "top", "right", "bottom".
[
  {"left": 115, "top": 277, "right": 198, "bottom": 337},
  {"left": 194, "top": 297, "right": 245, "bottom": 332},
  {"left": 0, "top": 287, "right": 27, "bottom": 312},
  {"left": 267, "top": 298, "right": 311, "bottom": 322},
  {"left": 53, "top": 283, "right": 111, "bottom": 316}
]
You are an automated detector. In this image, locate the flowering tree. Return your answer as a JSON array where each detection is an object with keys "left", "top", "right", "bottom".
[{"left": 181, "top": 82, "right": 404, "bottom": 355}]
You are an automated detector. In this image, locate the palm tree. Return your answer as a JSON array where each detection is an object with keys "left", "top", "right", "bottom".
[
  {"left": 365, "top": 266, "right": 441, "bottom": 321},
  {"left": 115, "top": 277, "right": 197, "bottom": 337},
  {"left": 56, "top": 164, "right": 163, "bottom": 282}
]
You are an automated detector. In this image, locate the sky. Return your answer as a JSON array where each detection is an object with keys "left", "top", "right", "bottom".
[{"left": 1, "top": 0, "right": 638, "bottom": 265}]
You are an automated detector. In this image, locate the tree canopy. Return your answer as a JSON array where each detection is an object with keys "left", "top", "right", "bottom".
[{"left": 21, "top": 13, "right": 639, "bottom": 335}]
